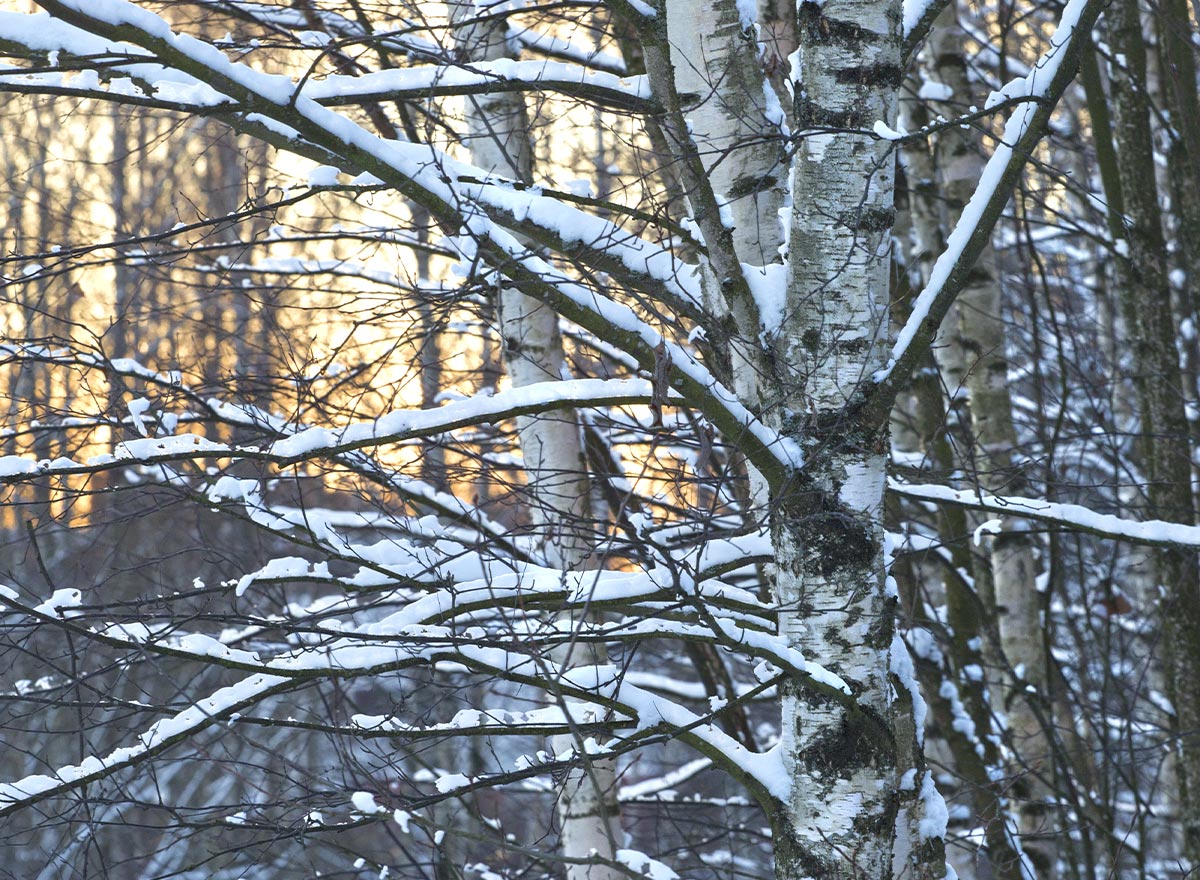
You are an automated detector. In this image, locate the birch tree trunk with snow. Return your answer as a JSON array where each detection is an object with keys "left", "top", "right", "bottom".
[
  {"left": 0, "top": 0, "right": 1114, "bottom": 875},
  {"left": 662, "top": 0, "right": 959, "bottom": 872},
  {"left": 451, "top": 7, "right": 622, "bottom": 878},
  {"left": 770, "top": 1, "right": 911, "bottom": 875},
  {"left": 648, "top": 0, "right": 919, "bottom": 871},
  {"left": 662, "top": 0, "right": 790, "bottom": 633},
  {"left": 665, "top": 0, "right": 787, "bottom": 268},
  {"left": 663, "top": 0, "right": 788, "bottom": 529}
]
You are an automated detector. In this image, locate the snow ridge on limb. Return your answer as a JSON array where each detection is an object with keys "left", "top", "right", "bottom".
[
  {"left": 0, "top": 378, "right": 670, "bottom": 478},
  {"left": 201, "top": 1, "right": 629, "bottom": 76},
  {"left": 302, "top": 62, "right": 652, "bottom": 113},
  {"left": 0, "top": 564, "right": 848, "bottom": 817},
  {"left": 891, "top": 479, "right": 1200, "bottom": 549},
  {"left": 269, "top": 378, "right": 671, "bottom": 459},
  {"left": 0, "top": 9, "right": 698, "bottom": 318},
  {"left": 901, "top": 0, "right": 952, "bottom": 61},
  {"left": 0, "top": 343, "right": 525, "bottom": 551},
  {"left": 0, "top": 668, "right": 292, "bottom": 815}
]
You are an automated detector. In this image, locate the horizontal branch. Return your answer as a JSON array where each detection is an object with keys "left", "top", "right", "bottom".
[
  {"left": 305, "top": 61, "right": 653, "bottom": 114},
  {"left": 890, "top": 479, "right": 1200, "bottom": 549},
  {"left": 0, "top": 378, "right": 664, "bottom": 481}
]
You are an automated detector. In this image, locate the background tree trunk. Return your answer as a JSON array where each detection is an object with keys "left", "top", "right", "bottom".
[
  {"left": 451, "top": 7, "right": 621, "bottom": 880},
  {"left": 1106, "top": 0, "right": 1200, "bottom": 861}
]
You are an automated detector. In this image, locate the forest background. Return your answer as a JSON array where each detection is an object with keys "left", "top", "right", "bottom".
[{"left": 0, "top": 0, "right": 1198, "bottom": 878}]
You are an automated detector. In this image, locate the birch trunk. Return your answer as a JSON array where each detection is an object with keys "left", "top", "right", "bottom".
[
  {"left": 666, "top": 0, "right": 786, "bottom": 266},
  {"left": 451, "top": 8, "right": 621, "bottom": 880},
  {"left": 770, "top": 1, "right": 909, "bottom": 875},
  {"left": 661, "top": 1, "right": 790, "bottom": 656},
  {"left": 654, "top": 1, "right": 917, "bottom": 872},
  {"left": 921, "top": 9, "right": 1055, "bottom": 872},
  {"left": 665, "top": 0, "right": 788, "bottom": 520}
]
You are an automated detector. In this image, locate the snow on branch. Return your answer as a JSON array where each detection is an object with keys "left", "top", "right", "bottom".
[
  {"left": 901, "top": 0, "right": 952, "bottom": 61},
  {"left": 270, "top": 378, "right": 670, "bottom": 459},
  {"left": 508, "top": 26, "right": 627, "bottom": 76},
  {"left": 0, "top": 667, "right": 294, "bottom": 815},
  {"left": 6, "top": 1, "right": 802, "bottom": 489},
  {"left": 197, "top": 0, "right": 443, "bottom": 59},
  {"left": 0, "top": 378, "right": 667, "bottom": 479},
  {"left": 0, "top": 580, "right": 805, "bottom": 815},
  {"left": 0, "top": 58, "right": 690, "bottom": 343},
  {"left": 304, "top": 61, "right": 652, "bottom": 113},
  {"left": 891, "top": 480, "right": 1200, "bottom": 550},
  {"left": 0, "top": 8, "right": 689, "bottom": 313},
  {"left": 0, "top": 507, "right": 855, "bottom": 819},
  {"left": 0, "top": 344, "right": 525, "bottom": 554}
]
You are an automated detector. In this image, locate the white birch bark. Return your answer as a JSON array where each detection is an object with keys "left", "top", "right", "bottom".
[
  {"left": 663, "top": 0, "right": 790, "bottom": 593},
  {"left": 632, "top": 3, "right": 920, "bottom": 874},
  {"left": 666, "top": 0, "right": 787, "bottom": 266},
  {"left": 770, "top": 1, "right": 910, "bottom": 875},
  {"left": 665, "top": 0, "right": 789, "bottom": 520},
  {"left": 451, "top": 7, "right": 621, "bottom": 880}
]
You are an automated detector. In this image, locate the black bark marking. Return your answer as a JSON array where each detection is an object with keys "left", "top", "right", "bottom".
[
  {"left": 773, "top": 823, "right": 835, "bottom": 879},
  {"left": 800, "top": 708, "right": 892, "bottom": 779},
  {"left": 798, "top": 508, "right": 874, "bottom": 578},
  {"left": 837, "top": 205, "right": 895, "bottom": 233},
  {"left": 727, "top": 172, "right": 781, "bottom": 199},
  {"left": 796, "top": 99, "right": 867, "bottom": 129},
  {"left": 834, "top": 337, "right": 873, "bottom": 355},
  {"left": 834, "top": 63, "right": 904, "bottom": 89},
  {"left": 797, "top": 1, "right": 871, "bottom": 45}
]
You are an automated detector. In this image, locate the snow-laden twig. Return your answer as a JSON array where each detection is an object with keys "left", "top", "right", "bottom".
[{"left": 6, "top": 1, "right": 803, "bottom": 485}]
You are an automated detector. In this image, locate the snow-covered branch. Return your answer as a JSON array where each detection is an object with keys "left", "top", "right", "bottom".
[{"left": 891, "top": 479, "right": 1200, "bottom": 550}]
